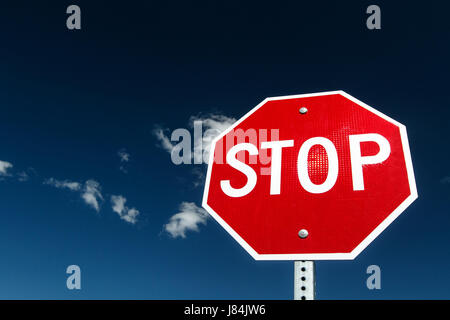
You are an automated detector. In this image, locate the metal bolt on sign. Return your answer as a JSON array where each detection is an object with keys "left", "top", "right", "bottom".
[
  {"left": 294, "top": 261, "right": 315, "bottom": 300},
  {"left": 298, "top": 229, "right": 309, "bottom": 239},
  {"left": 299, "top": 107, "right": 308, "bottom": 114}
]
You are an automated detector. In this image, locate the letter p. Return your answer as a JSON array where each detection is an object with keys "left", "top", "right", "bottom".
[{"left": 349, "top": 133, "right": 391, "bottom": 191}]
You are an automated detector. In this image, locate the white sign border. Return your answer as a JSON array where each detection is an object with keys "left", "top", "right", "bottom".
[{"left": 202, "top": 90, "right": 418, "bottom": 260}]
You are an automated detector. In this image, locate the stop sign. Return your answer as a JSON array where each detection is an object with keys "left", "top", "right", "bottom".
[{"left": 202, "top": 91, "right": 417, "bottom": 260}]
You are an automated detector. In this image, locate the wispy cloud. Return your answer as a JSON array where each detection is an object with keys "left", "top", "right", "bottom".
[
  {"left": 44, "top": 178, "right": 103, "bottom": 212},
  {"left": 44, "top": 177, "right": 82, "bottom": 191},
  {"left": 118, "top": 149, "right": 130, "bottom": 162},
  {"left": 154, "top": 113, "right": 235, "bottom": 188},
  {"left": 82, "top": 180, "right": 103, "bottom": 212},
  {"left": 0, "top": 160, "right": 13, "bottom": 176},
  {"left": 164, "top": 202, "right": 209, "bottom": 238},
  {"left": 111, "top": 195, "right": 140, "bottom": 224},
  {"left": 156, "top": 114, "right": 233, "bottom": 238},
  {"left": 154, "top": 113, "right": 236, "bottom": 160},
  {"left": 191, "top": 167, "right": 206, "bottom": 188},
  {"left": 190, "top": 113, "right": 236, "bottom": 164},
  {"left": 153, "top": 126, "right": 175, "bottom": 153},
  {"left": 17, "top": 171, "right": 29, "bottom": 182},
  {"left": 117, "top": 148, "right": 131, "bottom": 173}
]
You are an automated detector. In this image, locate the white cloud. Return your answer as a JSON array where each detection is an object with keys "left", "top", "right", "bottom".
[
  {"left": 45, "top": 178, "right": 103, "bottom": 211},
  {"left": 111, "top": 195, "right": 126, "bottom": 214},
  {"left": 153, "top": 126, "right": 175, "bottom": 153},
  {"left": 118, "top": 149, "right": 130, "bottom": 162},
  {"left": 82, "top": 180, "right": 103, "bottom": 212},
  {"left": 119, "top": 166, "right": 127, "bottom": 173},
  {"left": 155, "top": 114, "right": 235, "bottom": 237},
  {"left": 44, "top": 177, "right": 139, "bottom": 224},
  {"left": 17, "top": 171, "right": 29, "bottom": 182},
  {"left": 154, "top": 113, "right": 236, "bottom": 159},
  {"left": 191, "top": 167, "right": 206, "bottom": 188},
  {"left": 117, "top": 149, "right": 131, "bottom": 173},
  {"left": 111, "top": 195, "right": 140, "bottom": 224},
  {"left": 191, "top": 113, "right": 236, "bottom": 136},
  {"left": 0, "top": 160, "right": 13, "bottom": 176},
  {"left": 164, "top": 202, "right": 209, "bottom": 238},
  {"left": 17, "top": 167, "right": 37, "bottom": 182},
  {"left": 154, "top": 113, "right": 236, "bottom": 187},
  {"left": 121, "top": 208, "right": 139, "bottom": 224},
  {"left": 190, "top": 113, "right": 236, "bottom": 164},
  {"left": 44, "top": 178, "right": 82, "bottom": 191}
]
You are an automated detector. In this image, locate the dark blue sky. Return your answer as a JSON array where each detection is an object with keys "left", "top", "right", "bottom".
[{"left": 0, "top": 1, "right": 448, "bottom": 299}]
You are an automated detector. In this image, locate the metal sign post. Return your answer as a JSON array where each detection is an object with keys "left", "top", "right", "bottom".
[{"left": 294, "top": 261, "right": 315, "bottom": 300}]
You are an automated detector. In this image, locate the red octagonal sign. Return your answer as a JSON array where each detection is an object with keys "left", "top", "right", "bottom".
[{"left": 202, "top": 91, "right": 417, "bottom": 260}]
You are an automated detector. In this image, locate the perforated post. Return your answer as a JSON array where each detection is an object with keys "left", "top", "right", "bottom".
[{"left": 294, "top": 261, "right": 315, "bottom": 300}]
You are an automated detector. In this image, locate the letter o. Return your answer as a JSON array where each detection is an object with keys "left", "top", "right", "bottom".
[{"left": 297, "top": 137, "right": 339, "bottom": 194}]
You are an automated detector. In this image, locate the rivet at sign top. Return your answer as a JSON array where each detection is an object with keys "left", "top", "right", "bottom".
[
  {"left": 298, "top": 229, "right": 308, "bottom": 239},
  {"left": 299, "top": 107, "right": 308, "bottom": 114}
]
